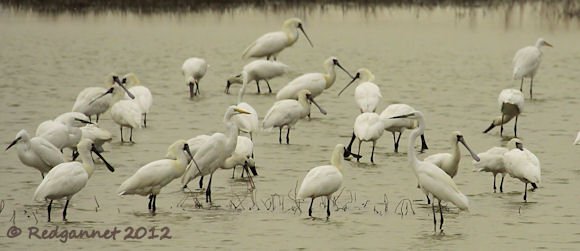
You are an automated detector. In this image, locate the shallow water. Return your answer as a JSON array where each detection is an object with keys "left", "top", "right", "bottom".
[{"left": 1, "top": 3, "right": 580, "bottom": 250}]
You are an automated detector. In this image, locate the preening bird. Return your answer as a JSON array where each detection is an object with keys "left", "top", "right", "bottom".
[
  {"left": 225, "top": 59, "right": 289, "bottom": 94},
  {"left": 298, "top": 144, "right": 348, "bottom": 218},
  {"left": 379, "top": 104, "right": 428, "bottom": 153},
  {"left": 33, "top": 139, "right": 115, "bottom": 222},
  {"left": 503, "top": 138, "right": 541, "bottom": 202},
  {"left": 262, "top": 89, "right": 327, "bottom": 144},
  {"left": 512, "top": 38, "right": 553, "bottom": 99},
  {"left": 483, "top": 89, "right": 524, "bottom": 137},
  {"left": 345, "top": 112, "right": 385, "bottom": 163},
  {"left": 242, "top": 17, "right": 313, "bottom": 61},
  {"left": 118, "top": 139, "right": 193, "bottom": 212},
  {"left": 6, "top": 129, "right": 65, "bottom": 179},
  {"left": 390, "top": 111, "right": 469, "bottom": 232},
  {"left": 338, "top": 68, "right": 382, "bottom": 113},
  {"left": 182, "top": 57, "right": 208, "bottom": 98}
]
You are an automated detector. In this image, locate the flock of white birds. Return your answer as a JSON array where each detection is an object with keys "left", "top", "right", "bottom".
[{"left": 6, "top": 17, "right": 557, "bottom": 232}]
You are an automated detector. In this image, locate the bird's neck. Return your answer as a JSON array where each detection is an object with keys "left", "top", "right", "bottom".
[
  {"left": 224, "top": 121, "right": 239, "bottom": 153},
  {"left": 407, "top": 117, "right": 424, "bottom": 173},
  {"left": 284, "top": 28, "right": 299, "bottom": 46},
  {"left": 298, "top": 96, "right": 311, "bottom": 111},
  {"left": 324, "top": 64, "right": 337, "bottom": 89},
  {"left": 330, "top": 148, "right": 343, "bottom": 171},
  {"left": 79, "top": 149, "right": 95, "bottom": 178},
  {"left": 451, "top": 140, "right": 461, "bottom": 165}
]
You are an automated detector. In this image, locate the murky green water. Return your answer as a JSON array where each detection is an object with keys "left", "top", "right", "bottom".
[{"left": 1, "top": 3, "right": 580, "bottom": 250}]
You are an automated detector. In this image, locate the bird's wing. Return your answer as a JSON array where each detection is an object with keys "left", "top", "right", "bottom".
[
  {"left": 418, "top": 164, "right": 469, "bottom": 210},
  {"left": 298, "top": 165, "right": 343, "bottom": 199},
  {"left": 355, "top": 82, "right": 382, "bottom": 112},
  {"left": 34, "top": 163, "right": 87, "bottom": 201},
  {"left": 472, "top": 147, "right": 507, "bottom": 172},
  {"left": 512, "top": 46, "right": 542, "bottom": 78},
  {"left": 276, "top": 73, "right": 325, "bottom": 100},
  {"left": 242, "top": 31, "right": 287, "bottom": 59},
  {"left": 31, "top": 137, "right": 65, "bottom": 168},
  {"left": 262, "top": 100, "right": 301, "bottom": 129},
  {"left": 118, "top": 159, "right": 177, "bottom": 195}
]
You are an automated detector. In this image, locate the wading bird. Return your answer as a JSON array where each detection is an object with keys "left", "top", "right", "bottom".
[
  {"left": 390, "top": 111, "right": 469, "bottom": 232},
  {"left": 338, "top": 68, "right": 382, "bottom": 113},
  {"left": 242, "top": 18, "right": 313, "bottom": 61},
  {"left": 225, "top": 59, "right": 289, "bottom": 94},
  {"left": 122, "top": 73, "right": 152, "bottom": 128},
  {"left": 232, "top": 71, "right": 260, "bottom": 141},
  {"left": 483, "top": 89, "right": 524, "bottom": 137},
  {"left": 118, "top": 140, "right": 193, "bottom": 212},
  {"left": 33, "top": 139, "right": 115, "bottom": 222},
  {"left": 36, "top": 112, "right": 92, "bottom": 157},
  {"left": 276, "top": 57, "right": 353, "bottom": 101},
  {"left": 6, "top": 129, "right": 65, "bottom": 179},
  {"left": 182, "top": 57, "right": 208, "bottom": 98},
  {"left": 181, "top": 106, "right": 251, "bottom": 203},
  {"left": 379, "top": 104, "right": 428, "bottom": 153},
  {"left": 473, "top": 146, "right": 509, "bottom": 193},
  {"left": 72, "top": 74, "right": 132, "bottom": 122},
  {"left": 503, "top": 138, "right": 541, "bottom": 202},
  {"left": 298, "top": 144, "right": 349, "bottom": 218},
  {"left": 263, "top": 89, "right": 327, "bottom": 144},
  {"left": 345, "top": 112, "right": 385, "bottom": 163},
  {"left": 425, "top": 131, "right": 480, "bottom": 178},
  {"left": 513, "top": 38, "right": 553, "bottom": 99}
]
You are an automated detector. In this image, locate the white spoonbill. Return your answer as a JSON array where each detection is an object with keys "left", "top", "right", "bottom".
[
  {"left": 122, "top": 73, "right": 153, "bottom": 128},
  {"left": 33, "top": 139, "right": 115, "bottom": 222},
  {"left": 118, "top": 139, "right": 193, "bottom": 212},
  {"left": 379, "top": 104, "right": 428, "bottom": 153},
  {"left": 574, "top": 132, "right": 580, "bottom": 145},
  {"left": 80, "top": 124, "right": 112, "bottom": 154},
  {"left": 390, "top": 111, "right": 469, "bottom": 232},
  {"left": 298, "top": 144, "right": 348, "bottom": 218},
  {"left": 276, "top": 57, "right": 353, "bottom": 101},
  {"left": 221, "top": 136, "right": 258, "bottom": 190},
  {"left": 473, "top": 146, "right": 509, "bottom": 193},
  {"left": 181, "top": 106, "right": 251, "bottom": 203},
  {"left": 345, "top": 112, "right": 385, "bottom": 163},
  {"left": 503, "top": 138, "right": 541, "bottom": 202},
  {"left": 72, "top": 74, "right": 134, "bottom": 122},
  {"left": 91, "top": 81, "right": 138, "bottom": 143},
  {"left": 225, "top": 59, "right": 289, "bottom": 94},
  {"left": 513, "top": 38, "right": 553, "bottom": 99},
  {"left": 36, "top": 112, "right": 92, "bottom": 158},
  {"left": 182, "top": 57, "right": 208, "bottom": 98},
  {"left": 338, "top": 68, "right": 382, "bottom": 113},
  {"left": 232, "top": 71, "right": 260, "bottom": 141},
  {"left": 263, "top": 89, "right": 327, "bottom": 144},
  {"left": 424, "top": 131, "right": 480, "bottom": 178},
  {"left": 483, "top": 89, "right": 524, "bottom": 137},
  {"left": 241, "top": 17, "right": 313, "bottom": 60},
  {"left": 6, "top": 129, "right": 65, "bottom": 178}
]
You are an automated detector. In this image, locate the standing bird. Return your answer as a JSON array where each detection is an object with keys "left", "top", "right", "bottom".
[
  {"left": 35, "top": 112, "right": 91, "bottom": 155},
  {"left": 276, "top": 57, "right": 352, "bottom": 101},
  {"left": 390, "top": 111, "right": 469, "bottom": 232},
  {"left": 122, "top": 73, "right": 153, "bottom": 128},
  {"left": 232, "top": 71, "right": 260, "bottom": 141},
  {"left": 222, "top": 136, "right": 258, "bottom": 190},
  {"left": 473, "top": 146, "right": 509, "bottom": 193},
  {"left": 181, "top": 106, "right": 251, "bottom": 203},
  {"left": 298, "top": 144, "right": 348, "bottom": 218},
  {"left": 80, "top": 124, "right": 112, "bottom": 154},
  {"left": 483, "top": 89, "right": 524, "bottom": 137},
  {"left": 424, "top": 131, "right": 480, "bottom": 178},
  {"left": 89, "top": 81, "right": 138, "bottom": 143},
  {"left": 72, "top": 74, "right": 130, "bottom": 122},
  {"left": 242, "top": 17, "right": 314, "bottom": 61},
  {"left": 503, "top": 138, "right": 541, "bottom": 202},
  {"left": 338, "top": 68, "right": 382, "bottom": 113},
  {"left": 182, "top": 57, "right": 208, "bottom": 98},
  {"left": 262, "top": 89, "right": 327, "bottom": 144},
  {"left": 118, "top": 140, "right": 193, "bottom": 212},
  {"left": 6, "top": 129, "right": 65, "bottom": 179},
  {"left": 345, "top": 112, "right": 385, "bottom": 163},
  {"left": 379, "top": 104, "right": 428, "bottom": 153},
  {"left": 225, "top": 59, "right": 289, "bottom": 94},
  {"left": 33, "top": 139, "right": 115, "bottom": 222},
  {"left": 513, "top": 38, "right": 553, "bottom": 99}
]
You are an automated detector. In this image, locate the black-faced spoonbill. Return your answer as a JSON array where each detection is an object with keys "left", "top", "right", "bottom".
[
  {"left": 241, "top": 17, "right": 313, "bottom": 61},
  {"left": 483, "top": 89, "right": 524, "bottom": 137},
  {"left": 298, "top": 144, "right": 348, "bottom": 219},
  {"left": 122, "top": 73, "right": 152, "bottom": 128},
  {"left": 225, "top": 59, "right": 289, "bottom": 94},
  {"left": 513, "top": 38, "right": 553, "bottom": 99},
  {"left": 379, "top": 104, "right": 428, "bottom": 153},
  {"left": 72, "top": 74, "right": 124, "bottom": 122},
  {"left": 181, "top": 106, "right": 251, "bottom": 203},
  {"left": 35, "top": 112, "right": 92, "bottom": 157},
  {"left": 503, "top": 138, "right": 541, "bottom": 202},
  {"left": 390, "top": 111, "right": 469, "bottom": 232},
  {"left": 276, "top": 57, "right": 353, "bottom": 101},
  {"left": 262, "top": 89, "right": 327, "bottom": 144},
  {"left": 182, "top": 57, "right": 208, "bottom": 99},
  {"left": 345, "top": 112, "right": 385, "bottom": 163},
  {"left": 6, "top": 129, "right": 65, "bottom": 179},
  {"left": 33, "top": 138, "right": 115, "bottom": 222},
  {"left": 338, "top": 68, "right": 382, "bottom": 113},
  {"left": 424, "top": 131, "right": 480, "bottom": 178},
  {"left": 118, "top": 140, "right": 193, "bottom": 212},
  {"left": 473, "top": 146, "right": 509, "bottom": 193}
]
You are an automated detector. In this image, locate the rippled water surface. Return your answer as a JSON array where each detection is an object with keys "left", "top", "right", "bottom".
[{"left": 1, "top": 3, "right": 580, "bottom": 250}]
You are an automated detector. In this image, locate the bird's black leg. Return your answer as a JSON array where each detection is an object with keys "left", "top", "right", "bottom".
[
  {"left": 500, "top": 114, "right": 505, "bottom": 136},
  {"left": 326, "top": 197, "right": 331, "bottom": 218},
  {"left": 278, "top": 127, "right": 282, "bottom": 144},
  {"left": 524, "top": 183, "right": 528, "bottom": 202},
  {"left": 500, "top": 175, "right": 505, "bottom": 193},
  {"left": 286, "top": 127, "right": 290, "bottom": 144},
  {"left": 152, "top": 195, "right": 156, "bottom": 212},
  {"left": 438, "top": 200, "right": 444, "bottom": 231},
  {"left": 431, "top": 198, "right": 436, "bottom": 232},
  {"left": 255, "top": 80, "right": 261, "bottom": 94},
  {"left": 232, "top": 166, "right": 236, "bottom": 179},
  {"left": 199, "top": 176, "right": 204, "bottom": 189},
  {"left": 265, "top": 79, "right": 272, "bottom": 93},
  {"left": 130, "top": 128, "right": 134, "bottom": 143},
  {"left": 47, "top": 200, "right": 53, "bottom": 222},
  {"left": 395, "top": 132, "right": 402, "bottom": 153},
  {"left": 40, "top": 172, "right": 44, "bottom": 179},
  {"left": 309, "top": 198, "right": 314, "bottom": 217},
  {"left": 143, "top": 113, "right": 147, "bottom": 128},
  {"left": 529, "top": 77, "right": 533, "bottom": 99},
  {"left": 96, "top": 114, "right": 100, "bottom": 123},
  {"left": 148, "top": 194, "right": 153, "bottom": 210},
  {"left": 206, "top": 174, "right": 213, "bottom": 203},
  {"left": 120, "top": 126, "right": 124, "bottom": 143},
  {"left": 189, "top": 83, "right": 194, "bottom": 99},
  {"left": 371, "top": 141, "right": 376, "bottom": 164},
  {"left": 493, "top": 174, "right": 497, "bottom": 192},
  {"left": 520, "top": 78, "right": 524, "bottom": 92},
  {"left": 357, "top": 140, "right": 362, "bottom": 163},
  {"left": 196, "top": 81, "right": 201, "bottom": 95},
  {"left": 514, "top": 116, "right": 519, "bottom": 137},
  {"left": 63, "top": 199, "right": 70, "bottom": 222},
  {"left": 426, "top": 194, "right": 431, "bottom": 204}
]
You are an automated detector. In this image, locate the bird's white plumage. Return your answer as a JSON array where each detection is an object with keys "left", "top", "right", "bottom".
[
  {"left": 36, "top": 112, "right": 88, "bottom": 151},
  {"left": 354, "top": 113, "right": 385, "bottom": 142},
  {"left": 118, "top": 140, "right": 191, "bottom": 196},
  {"left": 263, "top": 90, "right": 312, "bottom": 130},
  {"left": 424, "top": 131, "right": 480, "bottom": 178},
  {"left": 182, "top": 57, "right": 207, "bottom": 85},
  {"left": 503, "top": 139, "right": 541, "bottom": 185},
  {"left": 339, "top": 68, "right": 382, "bottom": 113},
  {"left": 227, "top": 60, "right": 289, "bottom": 94},
  {"left": 574, "top": 132, "right": 580, "bottom": 145},
  {"left": 222, "top": 136, "right": 254, "bottom": 170},
  {"left": 122, "top": 73, "right": 152, "bottom": 120},
  {"left": 72, "top": 74, "right": 119, "bottom": 120},
  {"left": 298, "top": 144, "right": 345, "bottom": 200},
  {"left": 498, "top": 89, "right": 524, "bottom": 114},
  {"left": 276, "top": 57, "right": 347, "bottom": 100},
  {"left": 80, "top": 124, "right": 112, "bottom": 152},
  {"left": 513, "top": 38, "right": 551, "bottom": 80},
  {"left": 241, "top": 18, "right": 307, "bottom": 60},
  {"left": 111, "top": 99, "right": 142, "bottom": 130},
  {"left": 7, "top": 129, "right": 65, "bottom": 175},
  {"left": 473, "top": 146, "right": 509, "bottom": 175},
  {"left": 380, "top": 104, "right": 418, "bottom": 133}
]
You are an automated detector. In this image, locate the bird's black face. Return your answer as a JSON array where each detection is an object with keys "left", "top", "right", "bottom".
[
  {"left": 333, "top": 59, "right": 339, "bottom": 65},
  {"left": 183, "top": 143, "right": 193, "bottom": 160},
  {"left": 516, "top": 142, "right": 524, "bottom": 151},
  {"left": 112, "top": 75, "right": 121, "bottom": 85},
  {"left": 6, "top": 137, "right": 22, "bottom": 151},
  {"left": 225, "top": 80, "right": 231, "bottom": 93},
  {"left": 456, "top": 135, "right": 463, "bottom": 142},
  {"left": 121, "top": 77, "right": 128, "bottom": 84},
  {"left": 343, "top": 147, "right": 350, "bottom": 158}
]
